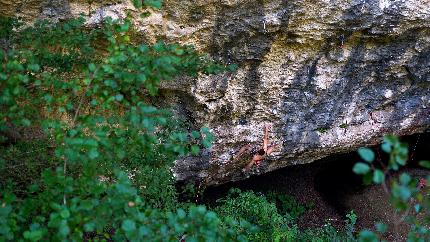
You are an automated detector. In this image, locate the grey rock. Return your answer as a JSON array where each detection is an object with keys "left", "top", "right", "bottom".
[
  {"left": 5, "top": 0, "right": 430, "bottom": 186},
  {"left": 159, "top": 0, "right": 430, "bottom": 186}
]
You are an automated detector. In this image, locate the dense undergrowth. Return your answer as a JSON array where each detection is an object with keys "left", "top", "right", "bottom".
[{"left": 0, "top": 0, "right": 429, "bottom": 241}]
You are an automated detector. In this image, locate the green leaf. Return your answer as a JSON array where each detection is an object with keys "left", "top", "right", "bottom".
[
  {"left": 397, "top": 144, "right": 408, "bottom": 156},
  {"left": 119, "top": 22, "right": 130, "bottom": 32},
  {"left": 419, "top": 160, "right": 430, "bottom": 169},
  {"left": 395, "top": 155, "right": 407, "bottom": 166},
  {"left": 21, "top": 118, "right": 31, "bottom": 127},
  {"left": 132, "top": 0, "right": 143, "bottom": 8},
  {"left": 390, "top": 162, "right": 399, "bottom": 171},
  {"left": 83, "top": 78, "right": 91, "bottom": 85},
  {"left": 396, "top": 186, "right": 411, "bottom": 201},
  {"left": 414, "top": 204, "right": 421, "bottom": 213},
  {"left": 115, "top": 93, "right": 124, "bottom": 102},
  {"left": 177, "top": 209, "right": 186, "bottom": 219},
  {"left": 117, "top": 150, "right": 126, "bottom": 159},
  {"left": 227, "top": 63, "right": 238, "bottom": 71},
  {"left": 202, "top": 139, "right": 211, "bottom": 149},
  {"left": 373, "top": 169, "right": 384, "bottom": 184},
  {"left": 59, "top": 220, "right": 70, "bottom": 237},
  {"left": 201, "top": 127, "right": 210, "bottom": 133},
  {"left": 144, "top": 0, "right": 162, "bottom": 9},
  {"left": 191, "top": 131, "right": 200, "bottom": 139},
  {"left": 383, "top": 135, "right": 398, "bottom": 145},
  {"left": 27, "top": 63, "right": 40, "bottom": 72},
  {"left": 139, "top": 225, "right": 150, "bottom": 236},
  {"left": 60, "top": 209, "right": 70, "bottom": 219},
  {"left": 122, "top": 219, "right": 136, "bottom": 232},
  {"left": 88, "top": 149, "right": 99, "bottom": 160},
  {"left": 84, "top": 222, "right": 95, "bottom": 232},
  {"left": 358, "top": 148, "right": 375, "bottom": 163},
  {"left": 375, "top": 222, "right": 387, "bottom": 234},
  {"left": 43, "top": 94, "right": 53, "bottom": 103},
  {"left": 23, "top": 230, "right": 43, "bottom": 241},
  {"left": 191, "top": 145, "right": 200, "bottom": 156},
  {"left": 399, "top": 173, "right": 411, "bottom": 185},
  {"left": 381, "top": 142, "right": 391, "bottom": 153},
  {"left": 353, "top": 162, "right": 370, "bottom": 175},
  {"left": 0, "top": 73, "right": 7, "bottom": 80},
  {"left": 137, "top": 74, "right": 146, "bottom": 83},
  {"left": 358, "top": 230, "right": 377, "bottom": 242},
  {"left": 88, "top": 63, "right": 96, "bottom": 72}
]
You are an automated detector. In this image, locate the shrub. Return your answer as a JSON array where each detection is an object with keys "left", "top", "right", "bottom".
[
  {"left": 213, "top": 188, "right": 358, "bottom": 242},
  {"left": 266, "top": 191, "right": 313, "bottom": 221},
  {"left": 213, "top": 188, "right": 296, "bottom": 241},
  {"left": 0, "top": 1, "right": 248, "bottom": 241},
  {"left": 354, "top": 135, "right": 430, "bottom": 241}
]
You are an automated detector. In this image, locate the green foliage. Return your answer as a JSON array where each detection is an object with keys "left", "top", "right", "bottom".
[
  {"left": 1, "top": 172, "right": 251, "bottom": 241},
  {"left": 346, "top": 211, "right": 358, "bottom": 238},
  {"left": 0, "top": 141, "right": 59, "bottom": 194},
  {"left": 316, "top": 127, "right": 329, "bottom": 133},
  {"left": 418, "top": 160, "right": 430, "bottom": 169},
  {"left": 213, "top": 188, "right": 295, "bottom": 241},
  {"left": 213, "top": 189, "right": 357, "bottom": 242},
  {"left": 372, "top": 169, "right": 385, "bottom": 184},
  {"left": 266, "top": 191, "right": 312, "bottom": 221},
  {"left": 357, "top": 148, "right": 375, "bottom": 163},
  {"left": 358, "top": 230, "right": 378, "bottom": 242},
  {"left": 17, "top": 16, "right": 98, "bottom": 72},
  {"left": 143, "top": 0, "right": 163, "bottom": 9},
  {"left": 132, "top": 0, "right": 163, "bottom": 9},
  {"left": 0, "top": 1, "right": 246, "bottom": 241},
  {"left": 292, "top": 211, "right": 357, "bottom": 242},
  {"left": 339, "top": 123, "right": 349, "bottom": 129},
  {"left": 0, "top": 16, "right": 19, "bottom": 39},
  {"left": 353, "top": 162, "right": 371, "bottom": 175},
  {"left": 354, "top": 135, "right": 430, "bottom": 241}
]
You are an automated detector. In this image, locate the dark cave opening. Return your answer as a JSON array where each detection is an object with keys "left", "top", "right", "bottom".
[{"left": 199, "top": 131, "right": 430, "bottom": 232}]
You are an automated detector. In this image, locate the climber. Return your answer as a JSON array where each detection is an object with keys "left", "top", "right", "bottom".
[{"left": 235, "top": 123, "right": 277, "bottom": 171}]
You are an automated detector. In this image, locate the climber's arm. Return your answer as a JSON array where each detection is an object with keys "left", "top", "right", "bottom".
[
  {"left": 244, "top": 159, "right": 255, "bottom": 171},
  {"left": 235, "top": 144, "right": 251, "bottom": 160}
]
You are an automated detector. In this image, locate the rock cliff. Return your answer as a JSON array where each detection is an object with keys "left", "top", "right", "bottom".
[{"left": 3, "top": 0, "right": 430, "bottom": 186}]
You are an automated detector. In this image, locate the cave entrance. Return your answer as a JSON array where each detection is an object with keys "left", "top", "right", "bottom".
[{"left": 202, "top": 132, "right": 430, "bottom": 235}]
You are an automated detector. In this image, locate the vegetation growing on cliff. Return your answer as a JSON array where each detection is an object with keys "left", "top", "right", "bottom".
[{"left": 1, "top": 0, "right": 429, "bottom": 241}]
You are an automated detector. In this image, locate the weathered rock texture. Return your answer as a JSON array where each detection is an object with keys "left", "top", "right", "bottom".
[{"left": 3, "top": 0, "right": 430, "bottom": 186}]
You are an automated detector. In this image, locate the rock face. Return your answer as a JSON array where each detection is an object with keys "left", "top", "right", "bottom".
[{"left": 4, "top": 0, "right": 430, "bottom": 186}]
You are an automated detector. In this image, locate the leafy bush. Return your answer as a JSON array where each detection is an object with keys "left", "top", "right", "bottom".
[
  {"left": 213, "top": 188, "right": 295, "bottom": 241},
  {"left": 353, "top": 135, "right": 430, "bottom": 241},
  {"left": 266, "top": 191, "right": 313, "bottom": 221},
  {"left": 213, "top": 188, "right": 358, "bottom": 242},
  {"left": 0, "top": 1, "right": 250, "bottom": 241}
]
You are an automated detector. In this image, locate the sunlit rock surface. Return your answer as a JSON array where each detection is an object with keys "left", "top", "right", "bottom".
[{"left": 4, "top": 0, "right": 430, "bottom": 186}]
